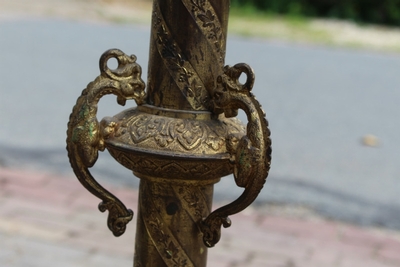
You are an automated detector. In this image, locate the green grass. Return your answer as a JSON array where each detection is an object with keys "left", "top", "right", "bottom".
[
  {"left": 92, "top": 2, "right": 400, "bottom": 54},
  {"left": 229, "top": 7, "right": 333, "bottom": 43},
  {"left": 228, "top": 6, "right": 400, "bottom": 53}
]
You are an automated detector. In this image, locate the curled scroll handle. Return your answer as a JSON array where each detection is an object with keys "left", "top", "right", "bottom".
[
  {"left": 66, "top": 49, "right": 146, "bottom": 236},
  {"left": 201, "top": 63, "right": 272, "bottom": 247}
]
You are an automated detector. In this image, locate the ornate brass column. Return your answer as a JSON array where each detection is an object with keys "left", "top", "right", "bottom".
[{"left": 66, "top": 1, "right": 271, "bottom": 267}]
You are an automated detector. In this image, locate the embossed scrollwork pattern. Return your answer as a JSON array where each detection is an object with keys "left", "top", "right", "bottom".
[
  {"left": 66, "top": 49, "right": 146, "bottom": 236},
  {"left": 152, "top": 3, "right": 209, "bottom": 110},
  {"left": 108, "top": 110, "right": 245, "bottom": 156},
  {"left": 129, "top": 115, "right": 207, "bottom": 151},
  {"left": 182, "top": 0, "right": 225, "bottom": 65},
  {"left": 139, "top": 181, "right": 210, "bottom": 267}
]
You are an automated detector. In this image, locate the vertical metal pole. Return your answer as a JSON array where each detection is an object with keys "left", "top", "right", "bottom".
[
  {"left": 133, "top": 3, "right": 230, "bottom": 265},
  {"left": 146, "top": 0, "right": 229, "bottom": 111},
  {"left": 134, "top": 178, "right": 215, "bottom": 267}
]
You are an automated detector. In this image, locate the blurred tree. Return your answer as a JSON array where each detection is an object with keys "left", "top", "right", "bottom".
[{"left": 231, "top": 0, "right": 400, "bottom": 26}]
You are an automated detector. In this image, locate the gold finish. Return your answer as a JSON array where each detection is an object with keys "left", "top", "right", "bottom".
[
  {"left": 200, "top": 63, "right": 272, "bottom": 247},
  {"left": 67, "top": 48, "right": 145, "bottom": 236},
  {"left": 66, "top": 0, "right": 271, "bottom": 266}
]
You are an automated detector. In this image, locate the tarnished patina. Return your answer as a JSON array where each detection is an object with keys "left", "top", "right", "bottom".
[{"left": 66, "top": 1, "right": 271, "bottom": 266}]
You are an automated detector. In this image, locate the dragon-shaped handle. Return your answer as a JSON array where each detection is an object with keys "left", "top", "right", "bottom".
[
  {"left": 201, "top": 63, "right": 272, "bottom": 247},
  {"left": 66, "top": 49, "right": 146, "bottom": 236}
]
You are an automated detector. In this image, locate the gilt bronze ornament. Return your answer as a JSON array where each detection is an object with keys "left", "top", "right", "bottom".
[{"left": 66, "top": 1, "right": 271, "bottom": 266}]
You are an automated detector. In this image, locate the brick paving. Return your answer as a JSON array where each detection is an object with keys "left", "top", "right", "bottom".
[{"left": 0, "top": 167, "right": 399, "bottom": 267}]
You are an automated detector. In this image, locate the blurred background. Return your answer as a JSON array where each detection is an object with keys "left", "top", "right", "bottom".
[{"left": 1, "top": 0, "right": 400, "bottom": 265}]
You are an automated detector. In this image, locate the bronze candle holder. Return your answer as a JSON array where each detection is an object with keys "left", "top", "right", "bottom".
[{"left": 67, "top": 1, "right": 271, "bottom": 266}]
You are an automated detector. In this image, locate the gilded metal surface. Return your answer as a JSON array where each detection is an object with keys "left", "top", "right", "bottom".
[
  {"left": 66, "top": 49, "right": 145, "bottom": 236},
  {"left": 66, "top": 0, "right": 271, "bottom": 266},
  {"left": 102, "top": 106, "right": 245, "bottom": 180},
  {"left": 201, "top": 63, "right": 272, "bottom": 247},
  {"left": 146, "top": 1, "right": 229, "bottom": 111},
  {"left": 134, "top": 179, "right": 213, "bottom": 267},
  {"left": 106, "top": 107, "right": 244, "bottom": 155}
]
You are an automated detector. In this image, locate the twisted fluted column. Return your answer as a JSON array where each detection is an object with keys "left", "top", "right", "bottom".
[
  {"left": 146, "top": 0, "right": 229, "bottom": 111},
  {"left": 134, "top": 2, "right": 229, "bottom": 266}
]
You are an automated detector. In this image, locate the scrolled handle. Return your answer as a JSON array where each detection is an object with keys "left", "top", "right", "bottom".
[
  {"left": 221, "top": 63, "right": 255, "bottom": 92},
  {"left": 201, "top": 63, "right": 272, "bottom": 247},
  {"left": 66, "top": 49, "right": 146, "bottom": 236}
]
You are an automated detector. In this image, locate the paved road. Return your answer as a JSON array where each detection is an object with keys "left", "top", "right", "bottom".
[
  {"left": 2, "top": 167, "right": 400, "bottom": 267},
  {"left": 1, "top": 18, "right": 400, "bottom": 230}
]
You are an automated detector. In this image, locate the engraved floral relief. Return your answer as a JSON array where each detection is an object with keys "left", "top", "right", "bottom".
[
  {"left": 130, "top": 115, "right": 164, "bottom": 143},
  {"left": 177, "top": 186, "right": 208, "bottom": 221},
  {"left": 183, "top": 0, "right": 225, "bottom": 65},
  {"left": 125, "top": 114, "right": 235, "bottom": 152},
  {"left": 147, "top": 209, "right": 189, "bottom": 266},
  {"left": 141, "top": 181, "right": 194, "bottom": 267},
  {"left": 170, "top": 121, "right": 204, "bottom": 150},
  {"left": 152, "top": 4, "right": 209, "bottom": 110}
]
